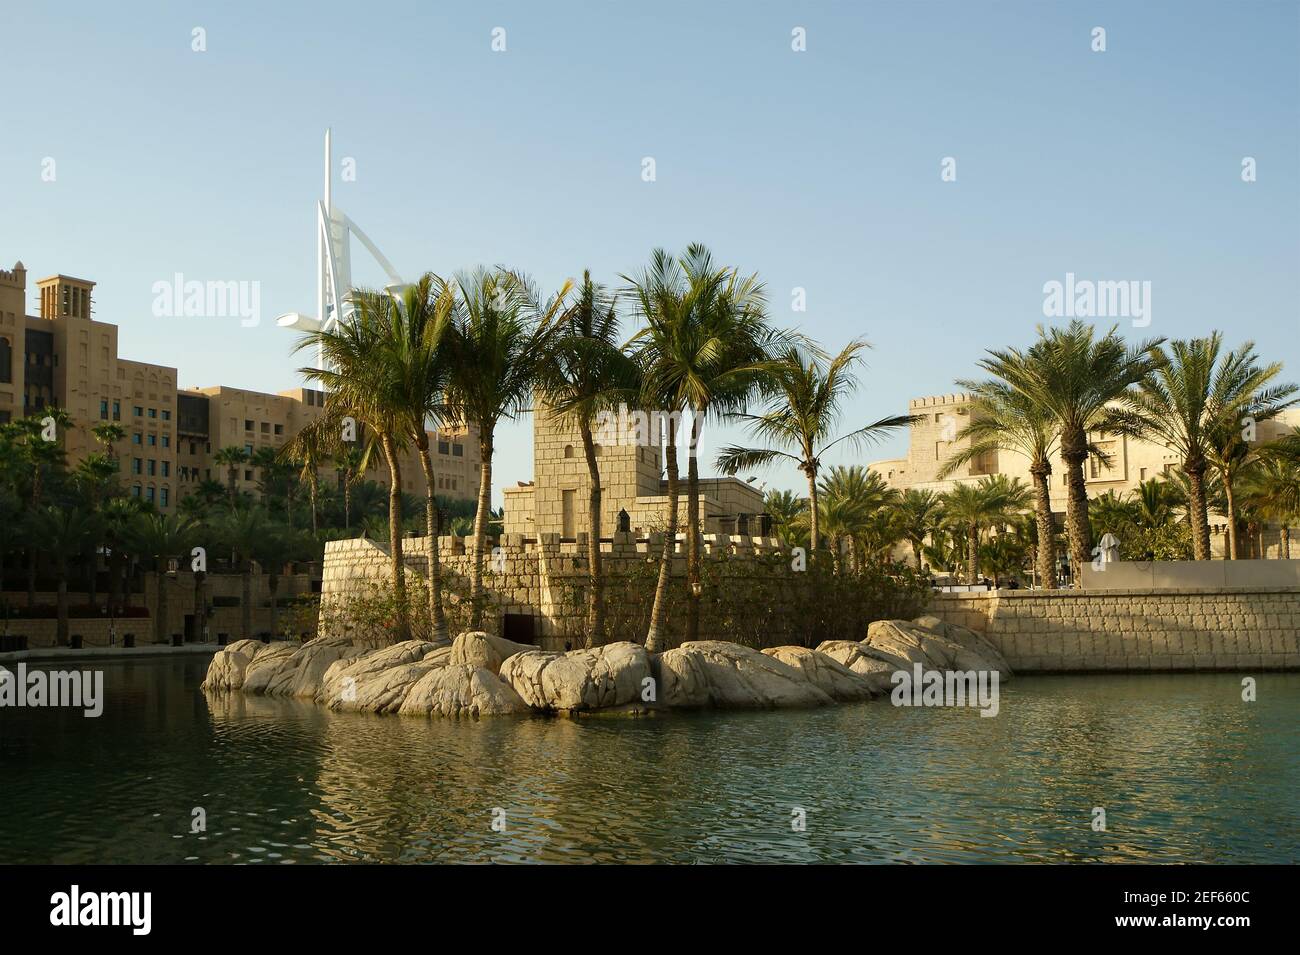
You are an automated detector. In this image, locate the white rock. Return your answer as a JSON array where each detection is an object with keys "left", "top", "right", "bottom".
[
  {"left": 317, "top": 640, "right": 438, "bottom": 705},
  {"left": 912, "top": 616, "right": 1013, "bottom": 676},
  {"left": 500, "top": 642, "right": 651, "bottom": 711},
  {"left": 201, "top": 648, "right": 253, "bottom": 692},
  {"left": 397, "top": 664, "right": 529, "bottom": 718},
  {"left": 814, "top": 640, "right": 901, "bottom": 693},
  {"left": 868, "top": 619, "right": 1012, "bottom": 679},
  {"left": 657, "top": 641, "right": 833, "bottom": 709},
  {"left": 259, "top": 636, "right": 365, "bottom": 698},
  {"left": 333, "top": 662, "right": 440, "bottom": 714},
  {"left": 761, "top": 646, "right": 879, "bottom": 702},
  {"left": 449, "top": 631, "right": 536, "bottom": 675},
  {"left": 239, "top": 642, "right": 301, "bottom": 695}
]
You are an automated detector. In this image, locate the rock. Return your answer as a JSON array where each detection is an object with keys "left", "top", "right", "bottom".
[
  {"left": 867, "top": 619, "right": 1012, "bottom": 679},
  {"left": 449, "top": 631, "right": 536, "bottom": 675},
  {"left": 912, "top": 616, "right": 1012, "bottom": 676},
  {"left": 225, "top": 639, "right": 266, "bottom": 660},
  {"left": 423, "top": 646, "right": 453, "bottom": 665},
  {"left": 761, "top": 646, "right": 879, "bottom": 702},
  {"left": 397, "top": 664, "right": 529, "bottom": 718},
  {"left": 317, "top": 640, "right": 439, "bottom": 705},
  {"left": 256, "top": 636, "right": 365, "bottom": 698},
  {"left": 332, "top": 662, "right": 440, "bottom": 714},
  {"left": 814, "top": 640, "right": 901, "bottom": 693},
  {"left": 657, "top": 641, "right": 833, "bottom": 709},
  {"left": 239, "top": 642, "right": 302, "bottom": 694},
  {"left": 201, "top": 648, "right": 254, "bottom": 692},
  {"left": 499, "top": 642, "right": 652, "bottom": 712}
]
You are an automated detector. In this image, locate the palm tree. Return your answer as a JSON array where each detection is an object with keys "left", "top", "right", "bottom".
[
  {"left": 254, "top": 525, "right": 311, "bottom": 639},
  {"left": 715, "top": 339, "right": 913, "bottom": 559},
  {"left": 1109, "top": 335, "right": 1295, "bottom": 559},
  {"left": 298, "top": 290, "right": 417, "bottom": 640},
  {"left": 990, "top": 321, "right": 1163, "bottom": 584},
  {"left": 335, "top": 444, "right": 369, "bottom": 531},
  {"left": 27, "top": 506, "right": 99, "bottom": 646},
  {"left": 380, "top": 273, "right": 459, "bottom": 645},
  {"left": 213, "top": 508, "right": 270, "bottom": 641},
  {"left": 762, "top": 488, "right": 808, "bottom": 548},
  {"left": 627, "top": 245, "right": 779, "bottom": 644},
  {"left": 812, "top": 466, "right": 900, "bottom": 571},
  {"left": 279, "top": 421, "right": 330, "bottom": 535},
  {"left": 538, "top": 271, "right": 640, "bottom": 646},
  {"left": 940, "top": 477, "right": 1030, "bottom": 584},
  {"left": 213, "top": 447, "right": 248, "bottom": 507},
  {"left": 944, "top": 371, "right": 1062, "bottom": 587},
  {"left": 127, "top": 512, "right": 197, "bottom": 645},
  {"left": 445, "top": 267, "right": 571, "bottom": 631},
  {"left": 897, "top": 488, "right": 942, "bottom": 572},
  {"left": 1131, "top": 477, "right": 1181, "bottom": 529},
  {"left": 1242, "top": 454, "right": 1300, "bottom": 557}
]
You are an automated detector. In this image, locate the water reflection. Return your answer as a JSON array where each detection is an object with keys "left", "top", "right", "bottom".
[{"left": 1, "top": 659, "right": 1295, "bottom": 863}]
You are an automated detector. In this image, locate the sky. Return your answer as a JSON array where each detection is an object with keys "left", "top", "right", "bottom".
[{"left": 3, "top": 0, "right": 1298, "bottom": 506}]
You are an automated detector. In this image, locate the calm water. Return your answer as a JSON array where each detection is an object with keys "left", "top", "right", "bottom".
[{"left": 0, "top": 657, "right": 1296, "bottom": 863}]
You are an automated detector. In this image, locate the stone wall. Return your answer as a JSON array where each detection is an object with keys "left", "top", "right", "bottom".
[
  {"left": 321, "top": 532, "right": 817, "bottom": 650},
  {"left": 927, "top": 588, "right": 1300, "bottom": 672}
]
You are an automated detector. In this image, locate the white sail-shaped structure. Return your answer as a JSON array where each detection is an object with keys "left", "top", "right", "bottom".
[{"left": 276, "top": 129, "right": 405, "bottom": 368}]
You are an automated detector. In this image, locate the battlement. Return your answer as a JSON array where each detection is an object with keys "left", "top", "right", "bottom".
[
  {"left": 324, "top": 531, "right": 790, "bottom": 561},
  {"left": 909, "top": 393, "right": 972, "bottom": 410},
  {"left": 0, "top": 261, "right": 26, "bottom": 289}
]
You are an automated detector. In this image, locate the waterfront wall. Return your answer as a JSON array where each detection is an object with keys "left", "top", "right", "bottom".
[{"left": 927, "top": 588, "right": 1300, "bottom": 672}]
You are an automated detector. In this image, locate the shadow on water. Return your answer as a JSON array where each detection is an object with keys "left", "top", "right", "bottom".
[{"left": 0, "top": 658, "right": 1296, "bottom": 863}]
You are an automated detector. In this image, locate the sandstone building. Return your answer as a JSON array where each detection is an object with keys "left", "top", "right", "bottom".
[
  {"left": 503, "top": 403, "right": 766, "bottom": 538},
  {"left": 0, "top": 259, "right": 478, "bottom": 509}
]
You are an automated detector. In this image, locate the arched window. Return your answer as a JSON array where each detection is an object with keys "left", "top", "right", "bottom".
[{"left": 563, "top": 445, "right": 574, "bottom": 458}]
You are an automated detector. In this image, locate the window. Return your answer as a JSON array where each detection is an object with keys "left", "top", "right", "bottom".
[
  {"left": 189, "top": 442, "right": 197, "bottom": 455},
  {"left": 131, "top": 485, "right": 141, "bottom": 498},
  {"left": 261, "top": 422, "right": 270, "bottom": 434},
  {"left": 452, "top": 443, "right": 463, "bottom": 457},
  {"left": 132, "top": 433, "right": 142, "bottom": 445},
  {"left": 244, "top": 469, "right": 253, "bottom": 481},
  {"left": 162, "top": 435, "right": 170, "bottom": 448},
  {"left": 274, "top": 424, "right": 283, "bottom": 436},
  {"left": 147, "top": 434, "right": 156, "bottom": 446},
  {"left": 244, "top": 419, "right": 253, "bottom": 431},
  {"left": 132, "top": 458, "right": 142, "bottom": 474},
  {"left": 147, "top": 408, "right": 157, "bottom": 419},
  {"left": 1139, "top": 467, "right": 1147, "bottom": 481},
  {"left": 0, "top": 336, "right": 10, "bottom": 384},
  {"left": 564, "top": 445, "right": 574, "bottom": 459},
  {"left": 112, "top": 400, "right": 120, "bottom": 421},
  {"left": 161, "top": 410, "right": 171, "bottom": 421},
  {"left": 438, "top": 440, "right": 449, "bottom": 455},
  {"left": 243, "top": 444, "right": 253, "bottom": 455},
  {"left": 160, "top": 488, "right": 169, "bottom": 507},
  {"left": 147, "top": 460, "right": 156, "bottom": 476},
  {"left": 99, "top": 399, "right": 108, "bottom": 420},
  {"left": 146, "top": 486, "right": 155, "bottom": 503},
  {"left": 133, "top": 406, "right": 143, "bottom": 417},
  {"left": 162, "top": 462, "right": 170, "bottom": 477}
]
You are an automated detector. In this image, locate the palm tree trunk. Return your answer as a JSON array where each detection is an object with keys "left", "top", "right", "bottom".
[
  {"left": 967, "top": 523, "right": 979, "bottom": 584},
  {"left": 194, "top": 572, "right": 207, "bottom": 641},
  {"left": 380, "top": 433, "right": 410, "bottom": 641},
  {"left": 580, "top": 421, "right": 605, "bottom": 648},
  {"left": 1224, "top": 478, "right": 1240, "bottom": 560},
  {"left": 240, "top": 565, "right": 252, "bottom": 640},
  {"left": 1185, "top": 463, "right": 1211, "bottom": 560},
  {"left": 911, "top": 540, "right": 923, "bottom": 572},
  {"left": 469, "top": 430, "right": 494, "bottom": 631},
  {"left": 155, "top": 572, "right": 167, "bottom": 644},
  {"left": 1062, "top": 439, "right": 1091, "bottom": 587},
  {"left": 417, "top": 444, "right": 449, "bottom": 646},
  {"left": 685, "top": 410, "right": 703, "bottom": 644},
  {"left": 1282, "top": 525, "right": 1290, "bottom": 559},
  {"left": 56, "top": 573, "right": 69, "bottom": 646},
  {"left": 309, "top": 476, "right": 319, "bottom": 535},
  {"left": 804, "top": 463, "right": 820, "bottom": 559},
  {"left": 269, "top": 574, "right": 280, "bottom": 638},
  {"left": 1031, "top": 464, "right": 1056, "bottom": 589},
  {"left": 646, "top": 424, "right": 679, "bottom": 653}
]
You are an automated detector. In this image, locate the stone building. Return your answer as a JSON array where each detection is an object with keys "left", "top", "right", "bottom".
[
  {"left": 0, "top": 258, "right": 478, "bottom": 510},
  {"left": 869, "top": 392, "right": 1300, "bottom": 557},
  {"left": 503, "top": 402, "right": 766, "bottom": 538}
]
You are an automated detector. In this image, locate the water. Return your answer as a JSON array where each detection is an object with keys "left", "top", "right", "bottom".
[{"left": 0, "top": 657, "right": 1296, "bottom": 863}]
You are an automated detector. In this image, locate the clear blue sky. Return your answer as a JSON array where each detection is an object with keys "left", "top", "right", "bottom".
[{"left": 4, "top": 0, "right": 1297, "bottom": 504}]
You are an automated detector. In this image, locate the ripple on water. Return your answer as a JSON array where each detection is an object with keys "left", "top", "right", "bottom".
[{"left": 0, "top": 660, "right": 1296, "bottom": 863}]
